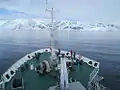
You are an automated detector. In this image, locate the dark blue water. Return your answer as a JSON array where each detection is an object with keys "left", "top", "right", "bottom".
[{"left": 0, "top": 30, "right": 120, "bottom": 90}]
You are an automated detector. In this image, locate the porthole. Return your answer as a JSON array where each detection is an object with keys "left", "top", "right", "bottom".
[
  {"left": 88, "top": 61, "right": 92, "bottom": 64},
  {"left": 10, "top": 70, "right": 14, "bottom": 75},
  {"left": 94, "top": 63, "right": 98, "bottom": 67},
  {"left": 45, "top": 49, "right": 48, "bottom": 52},
  {"left": 28, "top": 55, "right": 30, "bottom": 58},
  {"left": 66, "top": 52, "right": 69, "bottom": 55},
  {"left": 34, "top": 53, "right": 37, "bottom": 56},
  {"left": 6, "top": 74, "right": 10, "bottom": 79},
  {"left": 38, "top": 53, "right": 41, "bottom": 55}
]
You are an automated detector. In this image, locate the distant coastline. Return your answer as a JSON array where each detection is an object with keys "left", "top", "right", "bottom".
[{"left": 0, "top": 19, "right": 120, "bottom": 32}]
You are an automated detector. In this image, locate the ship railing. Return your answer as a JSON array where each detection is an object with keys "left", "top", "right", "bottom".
[
  {"left": 2, "top": 55, "right": 32, "bottom": 82},
  {"left": 82, "top": 57, "right": 100, "bottom": 68},
  {"left": 0, "top": 81, "right": 4, "bottom": 90},
  {"left": 99, "top": 84, "right": 108, "bottom": 90},
  {"left": 89, "top": 68, "right": 99, "bottom": 84},
  {"left": 88, "top": 68, "right": 99, "bottom": 90},
  {"left": 1, "top": 48, "right": 51, "bottom": 84}
]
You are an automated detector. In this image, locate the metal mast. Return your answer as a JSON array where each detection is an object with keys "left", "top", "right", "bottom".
[{"left": 45, "top": 0, "right": 56, "bottom": 61}]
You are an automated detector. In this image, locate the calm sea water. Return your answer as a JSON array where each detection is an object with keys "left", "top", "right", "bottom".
[{"left": 0, "top": 29, "right": 120, "bottom": 90}]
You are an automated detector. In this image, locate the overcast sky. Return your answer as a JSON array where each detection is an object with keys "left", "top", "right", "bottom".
[{"left": 0, "top": 0, "right": 120, "bottom": 23}]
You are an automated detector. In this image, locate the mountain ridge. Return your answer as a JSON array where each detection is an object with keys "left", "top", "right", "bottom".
[{"left": 0, "top": 19, "right": 120, "bottom": 31}]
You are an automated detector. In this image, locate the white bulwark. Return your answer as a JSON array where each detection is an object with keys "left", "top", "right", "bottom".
[{"left": 0, "top": 48, "right": 100, "bottom": 90}]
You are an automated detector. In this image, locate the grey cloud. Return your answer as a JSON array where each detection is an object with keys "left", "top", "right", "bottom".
[
  {"left": 0, "top": 0, "right": 120, "bottom": 23},
  {"left": 0, "top": 0, "right": 11, "bottom": 2}
]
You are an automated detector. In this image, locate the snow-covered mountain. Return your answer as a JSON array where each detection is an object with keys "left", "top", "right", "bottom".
[
  {"left": 57, "top": 21, "right": 120, "bottom": 31},
  {"left": 0, "top": 19, "right": 120, "bottom": 31},
  {"left": 0, "top": 19, "right": 49, "bottom": 30}
]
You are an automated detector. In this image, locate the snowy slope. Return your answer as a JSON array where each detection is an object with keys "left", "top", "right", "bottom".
[
  {"left": 0, "top": 19, "right": 8, "bottom": 26},
  {"left": 0, "top": 19, "right": 120, "bottom": 31},
  {"left": 0, "top": 19, "right": 48, "bottom": 30},
  {"left": 57, "top": 21, "right": 120, "bottom": 31}
]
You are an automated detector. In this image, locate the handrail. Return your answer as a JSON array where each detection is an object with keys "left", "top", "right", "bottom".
[
  {"left": 89, "top": 68, "right": 99, "bottom": 84},
  {"left": 0, "top": 81, "right": 4, "bottom": 89},
  {"left": 88, "top": 68, "right": 99, "bottom": 90}
]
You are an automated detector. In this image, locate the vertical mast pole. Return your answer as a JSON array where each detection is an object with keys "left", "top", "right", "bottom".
[
  {"left": 45, "top": 0, "right": 56, "bottom": 61},
  {"left": 51, "top": 8, "right": 54, "bottom": 50}
]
